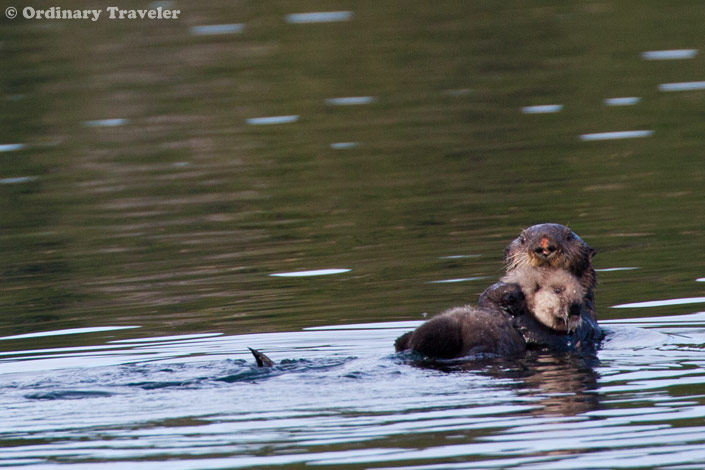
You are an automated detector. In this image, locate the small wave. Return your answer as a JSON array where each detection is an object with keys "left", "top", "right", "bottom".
[
  {"left": 216, "top": 357, "right": 355, "bottom": 383},
  {"left": 24, "top": 390, "right": 116, "bottom": 400},
  {"left": 127, "top": 380, "right": 203, "bottom": 390}
]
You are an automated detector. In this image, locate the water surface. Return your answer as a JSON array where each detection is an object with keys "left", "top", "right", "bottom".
[
  {"left": 3, "top": 314, "right": 705, "bottom": 469},
  {"left": 2, "top": 1, "right": 705, "bottom": 468}
]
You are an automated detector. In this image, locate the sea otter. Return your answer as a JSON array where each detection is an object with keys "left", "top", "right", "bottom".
[
  {"left": 394, "top": 268, "right": 588, "bottom": 359},
  {"left": 483, "top": 223, "right": 601, "bottom": 352}
]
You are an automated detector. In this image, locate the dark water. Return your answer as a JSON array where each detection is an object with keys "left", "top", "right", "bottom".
[{"left": 2, "top": 1, "right": 705, "bottom": 468}]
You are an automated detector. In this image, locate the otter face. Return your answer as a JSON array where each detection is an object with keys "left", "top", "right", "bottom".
[
  {"left": 504, "top": 223, "right": 597, "bottom": 289},
  {"left": 502, "top": 267, "right": 587, "bottom": 333},
  {"left": 529, "top": 277, "right": 585, "bottom": 333}
]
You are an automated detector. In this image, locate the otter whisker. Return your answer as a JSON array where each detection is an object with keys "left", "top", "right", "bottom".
[{"left": 505, "top": 252, "right": 531, "bottom": 272}]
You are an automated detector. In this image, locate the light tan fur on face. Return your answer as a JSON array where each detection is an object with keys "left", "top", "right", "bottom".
[
  {"left": 506, "top": 249, "right": 571, "bottom": 271},
  {"left": 505, "top": 235, "right": 577, "bottom": 273},
  {"left": 502, "top": 267, "right": 585, "bottom": 333},
  {"left": 504, "top": 223, "right": 597, "bottom": 291}
]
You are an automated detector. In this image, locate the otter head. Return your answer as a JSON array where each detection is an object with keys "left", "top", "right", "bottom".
[
  {"left": 504, "top": 267, "right": 586, "bottom": 333},
  {"left": 504, "top": 223, "right": 597, "bottom": 290}
]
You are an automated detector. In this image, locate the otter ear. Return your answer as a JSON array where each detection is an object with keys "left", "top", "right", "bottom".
[{"left": 589, "top": 247, "right": 597, "bottom": 259}]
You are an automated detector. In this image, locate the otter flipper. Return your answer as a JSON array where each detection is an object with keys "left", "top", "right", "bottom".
[{"left": 249, "top": 347, "right": 275, "bottom": 367}]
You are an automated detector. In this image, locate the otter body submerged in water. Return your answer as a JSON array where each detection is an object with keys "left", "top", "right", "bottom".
[
  {"left": 394, "top": 267, "right": 589, "bottom": 359},
  {"left": 394, "top": 282, "right": 527, "bottom": 358}
]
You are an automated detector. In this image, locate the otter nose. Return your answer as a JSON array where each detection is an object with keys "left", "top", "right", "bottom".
[
  {"left": 532, "top": 235, "right": 558, "bottom": 258},
  {"left": 568, "top": 302, "right": 582, "bottom": 318}
]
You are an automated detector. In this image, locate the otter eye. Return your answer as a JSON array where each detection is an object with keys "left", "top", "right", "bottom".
[
  {"left": 519, "top": 233, "right": 527, "bottom": 244},
  {"left": 554, "top": 287, "right": 563, "bottom": 294},
  {"left": 566, "top": 231, "right": 575, "bottom": 241}
]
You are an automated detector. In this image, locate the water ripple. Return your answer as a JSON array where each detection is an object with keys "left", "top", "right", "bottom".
[{"left": 2, "top": 317, "right": 705, "bottom": 469}]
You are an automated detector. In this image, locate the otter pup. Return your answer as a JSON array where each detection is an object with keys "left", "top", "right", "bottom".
[{"left": 502, "top": 267, "right": 585, "bottom": 333}]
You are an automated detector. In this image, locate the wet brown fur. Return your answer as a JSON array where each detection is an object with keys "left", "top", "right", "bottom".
[
  {"left": 394, "top": 303, "right": 526, "bottom": 359},
  {"left": 395, "top": 271, "right": 588, "bottom": 359},
  {"left": 396, "top": 282, "right": 527, "bottom": 358}
]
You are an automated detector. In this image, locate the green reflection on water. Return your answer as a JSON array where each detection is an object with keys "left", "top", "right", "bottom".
[{"left": 1, "top": 1, "right": 704, "bottom": 347}]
